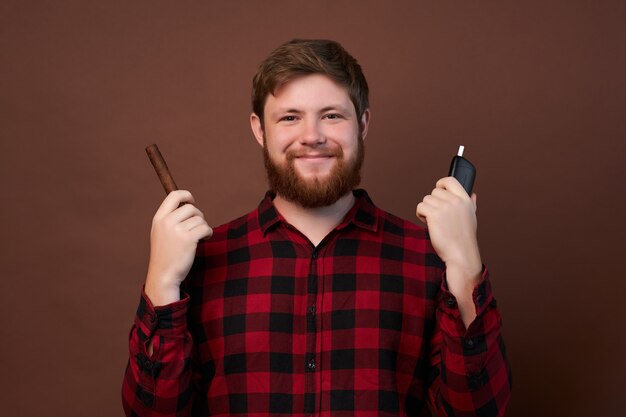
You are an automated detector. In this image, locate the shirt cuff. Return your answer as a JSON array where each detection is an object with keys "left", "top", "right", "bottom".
[
  {"left": 440, "top": 264, "right": 495, "bottom": 322},
  {"left": 134, "top": 286, "right": 190, "bottom": 339}
]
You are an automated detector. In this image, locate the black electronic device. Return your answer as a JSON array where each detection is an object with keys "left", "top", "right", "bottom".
[{"left": 448, "top": 145, "right": 476, "bottom": 196}]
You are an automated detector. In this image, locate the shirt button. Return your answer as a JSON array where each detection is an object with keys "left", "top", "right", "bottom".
[
  {"left": 446, "top": 297, "right": 456, "bottom": 307},
  {"left": 311, "top": 251, "right": 318, "bottom": 259},
  {"left": 463, "top": 338, "right": 475, "bottom": 349},
  {"left": 475, "top": 294, "right": 484, "bottom": 306},
  {"left": 308, "top": 359, "right": 316, "bottom": 370},
  {"left": 148, "top": 314, "right": 156, "bottom": 323},
  {"left": 308, "top": 305, "right": 316, "bottom": 315},
  {"left": 140, "top": 390, "right": 154, "bottom": 406}
]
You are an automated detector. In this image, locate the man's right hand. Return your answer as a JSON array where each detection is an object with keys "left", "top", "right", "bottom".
[{"left": 145, "top": 190, "right": 213, "bottom": 306}]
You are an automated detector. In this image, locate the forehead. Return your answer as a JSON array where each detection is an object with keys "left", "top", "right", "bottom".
[{"left": 265, "top": 74, "right": 354, "bottom": 112}]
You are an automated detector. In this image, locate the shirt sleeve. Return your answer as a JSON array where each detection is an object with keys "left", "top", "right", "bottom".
[
  {"left": 427, "top": 265, "right": 512, "bottom": 416},
  {"left": 121, "top": 287, "right": 196, "bottom": 417}
]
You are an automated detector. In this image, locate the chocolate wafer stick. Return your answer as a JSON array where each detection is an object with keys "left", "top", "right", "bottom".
[{"left": 145, "top": 144, "right": 179, "bottom": 194}]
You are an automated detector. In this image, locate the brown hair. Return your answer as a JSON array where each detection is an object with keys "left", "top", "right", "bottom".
[{"left": 252, "top": 39, "right": 369, "bottom": 128}]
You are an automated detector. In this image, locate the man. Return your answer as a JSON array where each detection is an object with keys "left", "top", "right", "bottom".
[{"left": 122, "top": 39, "right": 511, "bottom": 417}]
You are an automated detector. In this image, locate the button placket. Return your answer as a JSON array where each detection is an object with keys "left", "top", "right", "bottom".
[{"left": 303, "top": 247, "right": 320, "bottom": 414}]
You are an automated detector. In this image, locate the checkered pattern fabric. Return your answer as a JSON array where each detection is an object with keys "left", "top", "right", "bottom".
[{"left": 122, "top": 189, "right": 511, "bottom": 416}]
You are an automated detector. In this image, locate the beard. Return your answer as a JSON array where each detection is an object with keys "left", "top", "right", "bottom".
[{"left": 262, "top": 136, "right": 365, "bottom": 208}]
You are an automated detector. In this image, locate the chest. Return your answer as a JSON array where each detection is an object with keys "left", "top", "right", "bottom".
[{"left": 189, "top": 235, "right": 439, "bottom": 359}]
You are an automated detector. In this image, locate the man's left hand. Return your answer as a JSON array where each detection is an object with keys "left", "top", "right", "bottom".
[{"left": 416, "top": 177, "right": 483, "bottom": 291}]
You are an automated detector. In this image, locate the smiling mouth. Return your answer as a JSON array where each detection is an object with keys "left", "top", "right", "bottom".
[
  {"left": 296, "top": 154, "right": 333, "bottom": 159},
  {"left": 286, "top": 148, "right": 342, "bottom": 161},
  {"left": 294, "top": 155, "right": 336, "bottom": 165}
]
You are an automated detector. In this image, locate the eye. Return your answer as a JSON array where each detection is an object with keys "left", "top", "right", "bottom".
[
  {"left": 280, "top": 115, "right": 297, "bottom": 122},
  {"left": 323, "top": 113, "right": 343, "bottom": 120}
]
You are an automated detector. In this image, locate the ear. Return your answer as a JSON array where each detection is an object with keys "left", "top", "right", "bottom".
[
  {"left": 250, "top": 113, "right": 265, "bottom": 147},
  {"left": 359, "top": 109, "right": 371, "bottom": 140}
]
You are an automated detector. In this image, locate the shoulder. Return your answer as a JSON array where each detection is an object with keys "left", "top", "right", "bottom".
[
  {"left": 377, "top": 208, "right": 425, "bottom": 235},
  {"left": 353, "top": 189, "right": 427, "bottom": 241},
  {"left": 367, "top": 205, "right": 444, "bottom": 287},
  {"left": 376, "top": 206, "right": 429, "bottom": 241},
  {"left": 372, "top": 205, "right": 441, "bottom": 263},
  {"left": 197, "top": 207, "right": 262, "bottom": 255},
  {"left": 185, "top": 207, "right": 262, "bottom": 288}
]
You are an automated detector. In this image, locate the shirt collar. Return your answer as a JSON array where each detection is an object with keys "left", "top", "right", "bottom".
[{"left": 257, "top": 189, "right": 379, "bottom": 236}]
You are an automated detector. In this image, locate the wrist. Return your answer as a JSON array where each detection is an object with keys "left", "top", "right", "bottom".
[
  {"left": 444, "top": 245, "right": 482, "bottom": 278},
  {"left": 445, "top": 262, "right": 482, "bottom": 280},
  {"left": 145, "top": 274, "right": 181, "bottom": 307},
  {"left": 444, "top": 262, "right": 482, "bottom": 301}
]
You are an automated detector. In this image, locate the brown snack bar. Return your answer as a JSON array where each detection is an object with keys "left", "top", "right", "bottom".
[{"left": 145, "top": 144, "right": 179, "bottom": 194}]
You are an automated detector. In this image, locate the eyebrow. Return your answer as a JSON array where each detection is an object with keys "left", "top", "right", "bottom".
[
  {"left": 270, "top": 105, "right": 351, "bottom": 117},
  {"left": 320, "top": 105, "right": 350, "bottom": 113}
]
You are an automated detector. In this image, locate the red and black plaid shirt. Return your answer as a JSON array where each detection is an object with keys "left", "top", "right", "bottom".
[{"left": 123, "top": 189, "right": 511, "bottom": 416}]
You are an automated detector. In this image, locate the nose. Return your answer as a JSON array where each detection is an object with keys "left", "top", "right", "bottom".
[{"left": 300, "top": 117, "right": 326, "bottom": 146}]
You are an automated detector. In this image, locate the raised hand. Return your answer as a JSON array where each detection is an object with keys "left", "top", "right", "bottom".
[
  {"left": 416, "top": 176, "right": 480, "bottom": 269},
  {"left": 145, "top": 190, "right": 213, "bottom": 306},
  {"left": 416, "top": 177, "right": 483, "bottom": 317}
]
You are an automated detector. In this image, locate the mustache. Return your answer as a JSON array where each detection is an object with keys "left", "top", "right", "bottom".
[{"left": 286, "top": 147, "right": 343, "bottom": 161}]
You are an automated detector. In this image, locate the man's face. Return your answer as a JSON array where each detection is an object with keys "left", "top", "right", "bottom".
[{"left": 250, "top": 74, "right": 370, "bottom": 208}]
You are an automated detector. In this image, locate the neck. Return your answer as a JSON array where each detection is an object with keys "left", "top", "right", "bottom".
[{"left": 273, "top": 191, "right": 356, "bottom": 247}]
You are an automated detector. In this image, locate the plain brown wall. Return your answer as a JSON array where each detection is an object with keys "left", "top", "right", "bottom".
[{"left": 1, "top": 1, "right": 625, "bottom": 416}]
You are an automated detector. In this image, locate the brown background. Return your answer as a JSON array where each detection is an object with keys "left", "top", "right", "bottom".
[{"left": 1, "top": 1, "right": 625, "bottom": 416}]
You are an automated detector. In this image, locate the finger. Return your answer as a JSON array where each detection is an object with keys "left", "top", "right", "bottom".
[
  {"left": 180, "top": 215, "right": 207, "bottom": 232},
  {"left": 169, "top": 203, "right": 205, "bottom": 224},
  {"left": 422, "top": 193, "right": 445, "bottom": 209},
  {"left": 415, "top": 200, "right": 435, "bottom": 224},
  {"left": 415, "top": 205, "right": 427, "bottom": 224},
  {"left": 431, "top": 187, "right": 454, "bottom": 201},
  {"left": 435, "top": 177, "right": 468, "bottom": 199},
  {"left": 194, "top": 224, "right": 214, "bottom": 241},
  {"left": 155, "top": 190, "right": 196, "bottom": 219}
]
